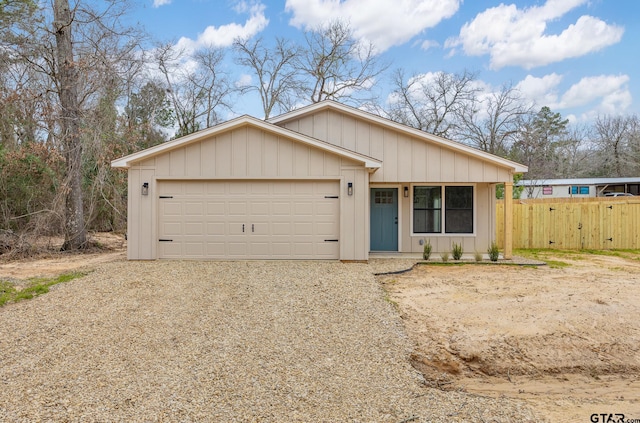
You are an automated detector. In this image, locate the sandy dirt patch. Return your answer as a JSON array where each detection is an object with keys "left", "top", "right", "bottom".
[
  {"left": 0, "top": 232, "right": 126, "bottom": 280},
  {"left": 381, "top": 252, "right": 640, "bottom": 422}
]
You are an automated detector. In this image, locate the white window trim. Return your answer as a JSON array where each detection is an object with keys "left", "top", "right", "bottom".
[{"left": 410, "top": 183, "right": 477, "bottom": 237}]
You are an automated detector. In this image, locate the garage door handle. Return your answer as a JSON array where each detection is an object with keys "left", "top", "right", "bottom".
[
  {"left": 159, "top": 239, "right": 173, "bottom": 242},
  {"left": 252, "top": 224, "right": 254, "bottom": 232},
  {"left": 242, "top": 224, "right": 245, "bottom": 233},
  {"left": 324, "top": 239, "right": 339, "bottom": 242}
]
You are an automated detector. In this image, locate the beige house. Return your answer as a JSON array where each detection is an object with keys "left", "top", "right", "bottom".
[{"left": 112, "top": 101, "right": 526, "bottom": 261}]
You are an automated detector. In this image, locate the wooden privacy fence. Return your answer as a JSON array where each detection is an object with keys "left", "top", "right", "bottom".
[{"left": 496, "top": 197, "right": 640, "bottom": 249}]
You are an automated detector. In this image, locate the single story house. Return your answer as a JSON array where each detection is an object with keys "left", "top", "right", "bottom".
[
  {"left": 111, "top": 101, "right": 527, "bottom": 261},
  {"left": 518, "top": 177, "right": 640, "bottom": 199}
]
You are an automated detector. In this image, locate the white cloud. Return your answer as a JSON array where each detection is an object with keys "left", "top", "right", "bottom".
[
  {"left": 420, "top": 40, "right": 439, "bottom": 51},
  {"left": 560, "top": 75, "right": 631, "bottom": 112},
  {"left": 516, "top": 73, "right": 631, "bottom": 115},
  {"left": 285, "top": 0, "right": 460, "bottom": 52},
  {"left": 235, "top": 74, "right": 253, "bottom": 88},
  {"left": 153, "top": 0, "right": 171, "bottom": 7},
  {"left": 175, "top": 2, "right": 268, "bottom": 52},
  {"left": 446, "top": 0, "right": 624, "bottom": 69},
  {"left": 515, "top": 73, "right": 563, "bottom": 107}
]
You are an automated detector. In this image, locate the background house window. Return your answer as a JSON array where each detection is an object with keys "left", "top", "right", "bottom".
[
  {"left": 413, "top": 186, "right": 441, "bottom": 233},
  {"left": 570, "top": 186, "right": 589, "bottom": 195},
  {"left": 445, "top": 186, "right": 474, "bottom": 233}
]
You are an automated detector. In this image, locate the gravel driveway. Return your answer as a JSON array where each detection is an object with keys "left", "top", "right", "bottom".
[{"left": 0, "top": 260, "right": 539, "bottom": 422}]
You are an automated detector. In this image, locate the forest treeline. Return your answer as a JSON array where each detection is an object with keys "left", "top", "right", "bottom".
[{"left": 1, "top": 0, "right": 639, "bottom": 250}]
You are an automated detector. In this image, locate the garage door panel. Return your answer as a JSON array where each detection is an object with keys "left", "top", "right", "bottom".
[
  {"left": 185, "top": 182, "right": 205, "bottom": 195},
  {"left": 207, "top": 202, "right": 225, "bottom": 215},
  {"left": 272, "top": 222, "right": 292, "bottom": 235},
  {"left": 273, "top": 183, "right": 293, "bottom": 195},
  {"left": 184, "top": 222, "right": 204, "bottom": 235},
  {"left": 160, "top": 222, "right": 182, "bottom": 237},
  {"left": 159, "top": 181, "right": 183, "bottom": 196},
  {"left": 251, "top": 202, "right": 269, "bottom": 216},
  {"left": 228, "top": 242, "right": 248, "bottom": 255},
  {"left": 250, "top": 183, "right": 270, "bottom": 195},
  {"left": 294, "top": 202, "right": 313, "bottom": 215},
  {"left": 271, "top": 243, "right": 292, "bottom": 256},
  {"left": 159, "top": 242, "right": 182, "bottom": 257},
  {"left": 184, "top": 202, "right": 204, "bottom": 216},
  {"left": 228, "top": 202, "right": 247, "bottom": 216},
  {"left": 293, "top": 242, "right": 313, "bottom": 256},
  {"left": 206, "top": 183, "right": 226, "bottom": 195},
  {"left": 184, "top": 242, "right": 204, "bottom": 256},
  {"left": 294, "top": 222, "right": 313, "bottom": 235},
  {"left": 158, "top": 181, "right": 339, "bottom": 259},
  {"left": 315, "top": 202, "right": 337, "bottom": 215},
  {"left": 207, "top": 222, "right": 225, "bottom": 235},
  {"left": 316, "top": 222, "right": 337, "bottom": 235},
  {"left": 206, "top": 242, "right": 226, "bottom": 255},
  {"left": 229, "top": 182, "right": 248, "bottom": 195},
  {"left": 272, "top": 202, "right": 291, "bottom": 215},
  {"left": 162, "top": 202, "right": 182, "bottom": 216}
]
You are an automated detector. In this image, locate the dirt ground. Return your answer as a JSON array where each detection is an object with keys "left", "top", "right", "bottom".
[
  {"left": 3, "top": 236, "right": 639, "bottom": 422},
  {"left": 0, "top": 232, "right": 126, "bottom": 280},
  {"left": 381, "top": 252, "right": 640, "bottom": 422}
]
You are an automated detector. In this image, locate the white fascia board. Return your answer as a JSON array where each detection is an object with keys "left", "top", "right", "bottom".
[{"left": 269, "top": 100, "right": 528, "bottom": 174}]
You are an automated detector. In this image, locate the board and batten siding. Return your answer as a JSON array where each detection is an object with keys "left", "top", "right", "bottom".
[
  {"left": 278, "top": 109, "right": 512, "bottom": 183},
  {"left": 127, "top": 125, "right": 370, "bottom": 260}
]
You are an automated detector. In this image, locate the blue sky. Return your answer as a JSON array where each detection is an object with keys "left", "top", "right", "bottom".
[{"left": 129, "top": 0, "right": 639, "bottom": 122}]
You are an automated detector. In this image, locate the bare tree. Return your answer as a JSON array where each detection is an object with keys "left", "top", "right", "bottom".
[
  {"left": 551, "top": 125, "right": 592, "bottom": 178},
  {"left": 2, "top": 0, "right": 146, "bottom": 240},
  {"left": 386, "top": 69, "right": 478, "bottom": 138},
  {"left": 233, "top": 36, "right": 302, "bottom": 119},
  {"left": 297, "top": 20, "right": 387, "bottom": 104},
  {"left": 156, "top": 43, "right": 234, "bottom": 136},
  {"left": 53, "top": 0, "right": 85, "bottom": 249},
  {"left": 592, "top": 114, "right": 640, "bottom": 177},
  {"left": 457, "top": 83, "right": 531, "bottom": 156}
]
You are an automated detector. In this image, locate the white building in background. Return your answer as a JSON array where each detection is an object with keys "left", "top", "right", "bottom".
[{"left": 517, "top": 177, "right": 640, "bottom": 199}]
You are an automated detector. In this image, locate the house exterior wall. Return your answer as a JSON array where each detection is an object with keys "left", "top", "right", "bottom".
[
  {"left": 126, "top": 125, "right": 370, "bottom": 260},
  {"left": 277, "top": 109, "right": 509, "bottom": 254},
  {"left": 278, "top": 109, "right": 513, "bottom": 183},
  {"left": 371, "top": 183, "right": 495, "bottom": 254}
]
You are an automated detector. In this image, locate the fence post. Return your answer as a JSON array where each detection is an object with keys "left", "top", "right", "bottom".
[{"left": 504, "top": 182, "right": 513, "bottom": 259}]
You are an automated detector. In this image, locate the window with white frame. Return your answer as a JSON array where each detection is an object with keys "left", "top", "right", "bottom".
[{"left": 413, "top": 185, "right": 474, "bottom": 234}]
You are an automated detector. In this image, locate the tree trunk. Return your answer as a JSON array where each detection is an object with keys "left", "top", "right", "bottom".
[{"left": 54, "top": 0, "right": 86, "bottom": 250}]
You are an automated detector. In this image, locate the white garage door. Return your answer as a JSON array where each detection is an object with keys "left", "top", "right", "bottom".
[{"left": 157, "top": 181, "right": 340, "bottom": 259}]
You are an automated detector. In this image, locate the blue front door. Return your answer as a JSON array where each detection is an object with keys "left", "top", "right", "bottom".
[{"left": 370, "top": 188, "right": 398, "bottom": 251}]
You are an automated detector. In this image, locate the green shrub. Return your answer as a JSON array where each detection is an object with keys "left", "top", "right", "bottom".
[
  {"left": 488, "top": 241, "right": 500, "bottom": 262},
  {"left": 440, "top": 251, "right": 449, "bottom": 262},
  {"left": 422, "top": 239, "right": 432, "bottom": 260},
  {"left": 452, "top": 243, "right": 463, "bottom": 260}
]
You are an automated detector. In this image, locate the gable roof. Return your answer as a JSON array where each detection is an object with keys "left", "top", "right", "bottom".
[
  {"left": 268, "top": 100, "right": 528, "bottom": 174},
  {"left": 111, "top": 114, "right": 382, "bottom": 170}
]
